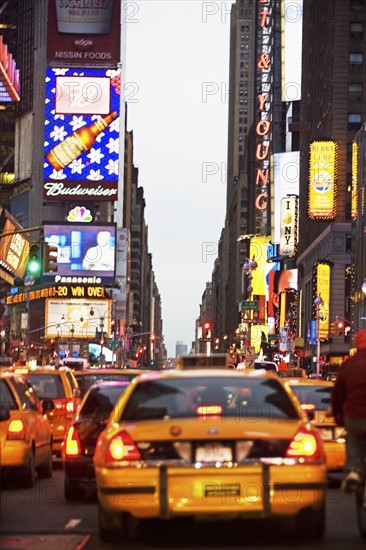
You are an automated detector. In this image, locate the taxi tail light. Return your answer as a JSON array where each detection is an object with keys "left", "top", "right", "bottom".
[
  {"left": 7, "top": 419, "right": 26, "bottom": 439},
  {"left": 105, "top": 431, "right": 141, "bottom": 462},
  {"left": 285, "top": 427, "right": 323, "bottom": 462},
  {"left": 65, "top": 425, "right": 81, "bottom": 457}
]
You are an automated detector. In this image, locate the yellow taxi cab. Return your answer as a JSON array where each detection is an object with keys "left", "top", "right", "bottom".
[
  {"left": 74, "top": 368, "right": 147, "bottom": 398},
  {"left": 0, "top": 372, "right": 53, "bottom": 487},
  {"left": 94, "top": 361, "right": 327, "bottom": 542},
  {"left": 285, "top": 378, "right": 346, "bottom": 472},
  {"left": 19, "top": 366, "right": 81, "bottom": 457}
]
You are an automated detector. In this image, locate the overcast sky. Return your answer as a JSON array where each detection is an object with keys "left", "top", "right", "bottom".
[{"left": 125, "top": 1, "right": 232, "bottom": 357}]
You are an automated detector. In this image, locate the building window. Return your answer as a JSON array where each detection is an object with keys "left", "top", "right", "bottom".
[
  {"left": 349, "top": 83, "right": 362, "bottom": 101},
  {"left": 350, "top": 0, "right": 364, "bottom": 10},
  {"left": 349, "top": 52, "right": 363, "bottom": 71},
  {"left": 348, "top": 113, "right": 362, "bottom": 130},
  {"left": 350, "top": 22, "right": 364, "bottom": 39}
]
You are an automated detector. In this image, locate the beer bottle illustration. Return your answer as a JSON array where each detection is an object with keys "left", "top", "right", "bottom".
[{"left": 46, "top": 111, "right": 118, "bottom": 171}]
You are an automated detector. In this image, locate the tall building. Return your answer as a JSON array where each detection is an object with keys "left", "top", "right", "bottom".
[
  {"left": 206, "top": 0, "right": 366, "bottom": 370},
  {"left": 0, "top": 1, "right": 166, "bottom": 366},
  {"left": 297, "top": 0, "right": 366, "bottom": 366}
]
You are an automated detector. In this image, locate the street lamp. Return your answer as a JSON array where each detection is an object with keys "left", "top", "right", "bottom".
[
  {"left": 242, "top": 257, "right": 258, "bottom": 346},
  {"left": 314, "top": 294, "right": 324, "bottom": 378}
]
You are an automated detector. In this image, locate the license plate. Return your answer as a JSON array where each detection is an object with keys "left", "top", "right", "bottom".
[
  {"left": 320, "top": 428, "right": 333, "bottom": 440},
  {"left": 196, "top": 443, "right": 232, "bottom": 462}
]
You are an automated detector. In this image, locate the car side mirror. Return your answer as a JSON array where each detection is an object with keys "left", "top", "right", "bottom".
[
  {"left": 42, "top": 398, "right": 55, "bottom": 414},
  {"left": 0, "top": 404, "right": 10, "bottom": 421}
]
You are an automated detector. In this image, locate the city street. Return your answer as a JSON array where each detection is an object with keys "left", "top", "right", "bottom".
[{"left": 0, "top": 467, "right": 365, "bottom": 550}]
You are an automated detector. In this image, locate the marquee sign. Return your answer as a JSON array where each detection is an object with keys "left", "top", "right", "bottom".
[{"left": 254, "top": 0, "right": 274, "bottom": 234}]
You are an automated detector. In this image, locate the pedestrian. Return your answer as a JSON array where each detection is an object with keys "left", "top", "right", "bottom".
[{"left": 331, "top": 329, "right": 366, "bottom": 492}]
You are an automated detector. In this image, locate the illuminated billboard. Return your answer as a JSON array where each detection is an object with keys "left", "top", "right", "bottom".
[
  {"left": 281, "top": 0, "right": 302, "bottom": 102},
  {"left": 314, "top": 262, "right": 331, "bottom": 340},
  {"left": 43, "top": 67, "right": 121, "bottom": 201},
  {"left": 271, "top": 151, "right": 299, "bottom": 244},
  {"left": 43, "top": 222, "right": 116, "bottom": 284},
  {"left": 45, "top": 298, "right": 111, "bottom": 339},
  {"left": 0, "top": 209, "right": 30, "bottom": 283},
  {"left": 352, "top": 141, "right": 358, "bottom": 219},
  {"left": 308, "top": 141, "right": 337, "bottom": 219},
  {"left": 47, "top": 0, "right": 121, "bottom": 65},
  {"left": 280, "top": 195, "right": 298, "bottom": 258}
]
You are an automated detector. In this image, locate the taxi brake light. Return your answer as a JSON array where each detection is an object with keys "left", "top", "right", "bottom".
[
  {"left": 7, "top": 419, "right": 26, "bottom": 439},
  {"left": 65, "top": 426, "right": 81, "bottom": 456},
  {"left": 285, "top": 427, "right": 322, "bottom": 460},
  {"left": 300, "top": 403, "right": 316, "bottom": 411},
  {"left": 106, "top": 431, "right": 141, "bottom": 462},
  {"left": 196, "top": 405, "right": 223, "bottom": 416}
]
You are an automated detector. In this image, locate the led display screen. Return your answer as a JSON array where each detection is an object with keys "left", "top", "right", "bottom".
[
  {"left": 43, "top": 67, "right": 121, "bottom": 202},
  {"left": 43, "top": 222, "right": 116, "bottom": 284}
]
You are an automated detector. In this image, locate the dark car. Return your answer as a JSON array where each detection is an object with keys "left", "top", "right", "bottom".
[
  {"left": 74, "top": 368, "right": 144, "bottom": 398},
  {"left": 62, "top": 380, "right": 132, "bottom": 500}
]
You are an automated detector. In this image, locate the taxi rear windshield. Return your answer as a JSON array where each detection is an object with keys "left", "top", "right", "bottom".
[
  {"left": 27, "top": 374, "right": 65, "bottom": 400},
  {"left": 290, "top": 385, "right": 331, "bottom": 411},
  {"left": 76, "top": 373, "right": 137, "bottom": 397},
  {"left": 120, "top": 377, "right": 300, "bottom": 422}
]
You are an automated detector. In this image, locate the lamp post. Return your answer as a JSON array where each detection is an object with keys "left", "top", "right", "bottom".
[
  {"left": 242, "top": 257, "right": 258, "bottom": 351},
  {"left": 314, "top": 294, "right": 323, "bottom": 378}
]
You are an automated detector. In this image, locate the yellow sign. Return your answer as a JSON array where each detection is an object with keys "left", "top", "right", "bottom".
[
  {"left": 351, "top": 141, "right": 358, "bottom": 219},
  {"left": 309, "top": 141, "right": 337, "bottom": 219},
  {"left": 316, "top": 263, "right": 330, "bottom": 339}
]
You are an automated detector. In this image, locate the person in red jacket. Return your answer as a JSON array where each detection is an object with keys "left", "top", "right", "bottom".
[{"left": 332, "top": 329, "right": 366, "bottom": 492}]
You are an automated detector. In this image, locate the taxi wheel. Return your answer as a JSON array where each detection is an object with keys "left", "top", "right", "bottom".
[
  {"left": 98, "top": 505, "right": 126, "bottom": 542},
  {"left": 22, "top": 449, "right": 36, "bottom": 488},
  {"left": 37, "top": 445, "right": 53, "bottom": 479},
  {"left": 295, "top": 502, "right": 325, "bottom": 539}
]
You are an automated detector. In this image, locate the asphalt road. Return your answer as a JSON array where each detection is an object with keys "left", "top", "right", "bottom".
[{"left": 0, "top": 468, "right": 365, "bottom": 550}]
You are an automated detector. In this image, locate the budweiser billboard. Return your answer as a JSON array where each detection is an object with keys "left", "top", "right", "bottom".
[{"left": 47, "top": 0, "right": 121, "bottom": 66}]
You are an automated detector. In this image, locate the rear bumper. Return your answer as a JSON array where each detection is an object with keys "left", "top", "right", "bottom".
[
  {"left": 96, "top": 461, "right": 327, "bottom": 519},
  {"left": 324, "top": 441, "right": 346, "bottom": 471},
  {"left": 0, "top": 441, "right": 31, "bottom": 469},
  {"left": 64, "top": 456, "right": 96, "bottom": 486}
]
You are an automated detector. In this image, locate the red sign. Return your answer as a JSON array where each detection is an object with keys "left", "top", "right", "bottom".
[{"left": 47, "top": 0, "right": 121, "bottom": 66}]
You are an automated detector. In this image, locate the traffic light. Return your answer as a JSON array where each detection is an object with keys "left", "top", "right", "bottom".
[
  {"left": 150, "top": 333, "right": 156, "bottom": 343},
  {"left": 335, "top": 317, "right": 344, "bottom": 335},
  {"left": 26, "top": 244, "right": 41, "bottom": 277},
  {"left": 330, "top": 322, "right": 335, "bottom": 335},
  {"left": 43, "top": 242, "right": 58, "bottom": 273},
  {"left": 203, "top": 322, "right": 211, "bottom": 337}
]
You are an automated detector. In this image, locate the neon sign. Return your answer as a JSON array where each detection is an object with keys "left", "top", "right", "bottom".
[{"left": 255, "top": 0, "right": 273, "bottom": 230}]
